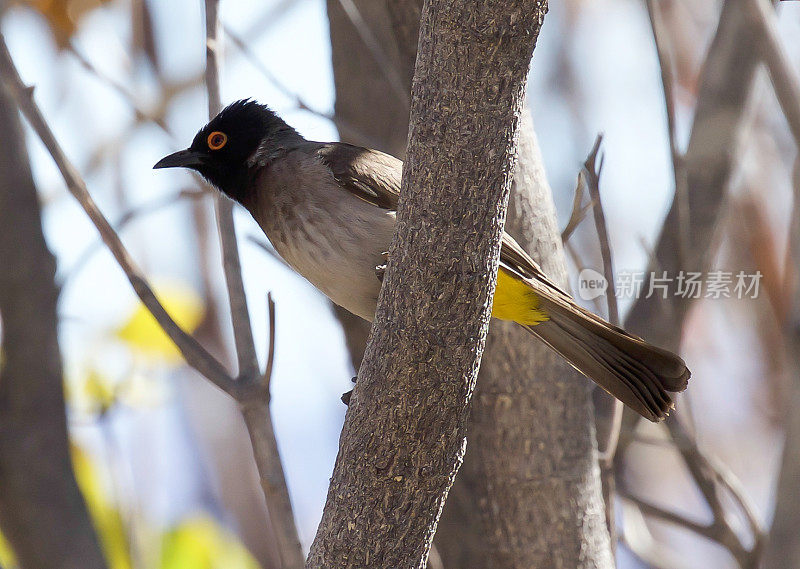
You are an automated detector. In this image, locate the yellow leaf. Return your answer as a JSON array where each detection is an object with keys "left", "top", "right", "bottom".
[
  {"left": 0, "top": 531, "right": 17, "bottom": 568},
  {"left": 116, "top": 283, "right": 204, "bottom": 364},
  {"left": 71, "top": 445, "right": 132, "bottom": 569},
  {"left": 160, "top": 515, "right": 261, "bottom": 569},
  {"left": 71, "top": 368, "right": 117, "bottom": 416},
  {"left": 16, "top": 0, "right": 111, "bottom": 47}
]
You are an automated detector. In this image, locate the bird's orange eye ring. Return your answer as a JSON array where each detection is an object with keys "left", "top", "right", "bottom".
[{"left": 207, "top": 131, "right": 227, "bottom": 150}]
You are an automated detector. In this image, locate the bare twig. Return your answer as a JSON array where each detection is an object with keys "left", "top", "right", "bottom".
[
  {"left": 746, "top": 0, "right": 800, "bottom": 148},
  {"left": 620, "top": 492, "right": 713, "bottom": 539},
  {"left": 203, "top": 4, "right": 304, "bottom": 568},
  {"left": 68, "top": 45, "right": 170, "bottom": 132},
  {"left": 238, "top": 293, "right": 302, "bottom": 569},
  {"left": 262, "top": 292, "right": 276, "bottom": 388},
  {"left": 560, "top": 170, "right": 596, "bottom": 243},
  {"left": 620, "top": 417, "right": 765, "bottom": 569},
  {"left": 582, "top": 135, "right": 623, "bottom": 553},
  {"left": 668, "top": 419, "right": 765, "bottom": 567},
  {"left": 239, "top": 0, "right": 301, "bottom": 42},
  {"left": 621, "top": 501, "right": 697, "bottom": 569},
  {"left": 247, "top": 235, "right": 292, "bottom": 269},
  {"left": 223, "top": 24, "right": 382, "bottom": 149},
  {"left": 645, "top": 0, "right": 690, "bottom": 267},
  {"left": 583, "top": 135, "right": 618, "bottom": 325},
  {"left": 0, "top": 34, "right": 235, "bottom": 394},
  {"left": 61, "top": 189, "right": 205, "bottom": 286},
  {"left": 764, "top": 157, "right": 800, "bottom": 569},
  {"left": 204, "top": 0, "right": 259, "bottom": 380}
]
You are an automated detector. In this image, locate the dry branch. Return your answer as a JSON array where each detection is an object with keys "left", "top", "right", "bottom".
[
  {"left": 0, "top": 35, "right": 233, "bottom": 393},
  {"left": 202, "top": 3, "right": 304, "bottom": 567},
  {"left": 617, "top": 0, "right": 774, "bottom": 565},
  {"left": 581, "top": 136, "right": 624, "bottom": 553},
  {"left": 763, "top": 161, "right": 800, "bottom": 569},
  {"left": 1, "top": 23, "right": 305, "bottom": 569},
  {"left": 746, "top": 0, "right": 800, "bottom": 148}
]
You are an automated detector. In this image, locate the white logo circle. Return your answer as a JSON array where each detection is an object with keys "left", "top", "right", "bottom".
[{"left": 578, "top": 268, "right": 608, "bottom": 301}]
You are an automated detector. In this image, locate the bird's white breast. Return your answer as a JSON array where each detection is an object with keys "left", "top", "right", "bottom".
[{"left": 250, "top": 152, "right": 395, "bottom": 322}]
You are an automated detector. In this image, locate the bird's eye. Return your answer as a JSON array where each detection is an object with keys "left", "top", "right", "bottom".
[{"left": 207, "top": 131, "right": 228, "bottom": 150}]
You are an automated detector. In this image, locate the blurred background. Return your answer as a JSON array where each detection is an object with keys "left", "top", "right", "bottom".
[{"left": 0, "top": 0, "right": 799, "bottom": 567}]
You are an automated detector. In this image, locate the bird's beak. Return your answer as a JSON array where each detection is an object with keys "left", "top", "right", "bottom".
[{"left": 153, "top": 149, "right": 205, "bottom": 170}]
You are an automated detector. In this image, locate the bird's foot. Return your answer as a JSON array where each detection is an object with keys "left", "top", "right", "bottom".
[{"left": 375, "top": 251, "right": 389, "bottom": 282}]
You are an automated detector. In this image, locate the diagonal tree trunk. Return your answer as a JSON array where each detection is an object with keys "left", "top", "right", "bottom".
[
  {"left": 435, "top": 109, "right": 613, "bottom": 569},
  {"left": 308, "top": 1, "right": 549, "bottom": 567},
  {"left": 328, "top": 1, "right": 613, "bottom": 567},
  {"left": 0, "top": 85, "right": 108, "bottom": 569}
]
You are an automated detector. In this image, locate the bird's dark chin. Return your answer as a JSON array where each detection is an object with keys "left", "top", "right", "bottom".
[{"left": 196, "top": 165, "right": 247, "bottom": 205}]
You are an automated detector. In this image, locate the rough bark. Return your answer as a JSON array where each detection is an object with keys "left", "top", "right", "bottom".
[
  {"left": 0, "top": 85, "right": 108, "bottom": 569},
  {"left": 436, "top": 110, "right": 612, "bottom": 569},
  {"left": 329, "top": 2, "right": 612, "bottom": 567},
  {"left": 307, "top": 2, "right": 547, "bottom": 568}
]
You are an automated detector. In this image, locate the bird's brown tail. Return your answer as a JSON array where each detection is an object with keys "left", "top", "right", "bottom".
[{"left": 522, "top": 297, "right": 690, "bottom": 422}]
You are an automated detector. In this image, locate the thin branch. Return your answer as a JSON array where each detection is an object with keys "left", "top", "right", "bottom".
[
  {"left": 68, "top": 45, "right": 170, "bottom": 132},
  {"left": 560, "top": 170, "right": 596, "bottom": 243},
  {"left": 621, "top": 501, "right": 698, "bottom": 569},
  {"left": 222, "top": 25, "right": 331, "bottom": 120},
  {"left": 204, "top": 0, "right": 259, "bottom": 380},
  {"left": 223, "top": 24, "right": 382, "bottom": 149},
  {"left": 239, "top": 0, "right": 302, "bottom": 42},
  {"left": 61, "top": 189, "right": 205, "bottom": 286},
  {"left": 746, "top": 0, "right": 800, "bottom": 148},
  {"left": 203, "top": 5, "right": 304, "bottom": 568},
  {"left": 262, "top": 292, "right": 276, "bottom": 388},
  {"left": 645, "top": 0, "right": 690, "bottom": 267},
  {"left": 668, "top": 419, "right": 765, "bottom": 564},
  {"left": 247, "top": 235, "right": 292, "bottom": 269},
  {"left": 0, "top": 34, "right": 235, "bottom": 395},
  {"left": 583, "top": 135, "right": 618, "bottom": 325},
  {"left": 582, "top": 135, "right": 623, "bottom": 555},
  {"left": 621, "top": 416, "right": 764, "bottom": 568},
  {"left": 620, "top": 492, "right": 714, "bottom": 540}
]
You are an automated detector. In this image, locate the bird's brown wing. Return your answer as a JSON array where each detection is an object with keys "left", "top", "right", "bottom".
[
  {"left": 316, "top": 141, "right": 571, "bottom": 303},
  {"left": 316, "top": 142, "right": 689, "bottom": 418},
  {"left": 316, "top": 143, "right": 401, "bottom": 210}
]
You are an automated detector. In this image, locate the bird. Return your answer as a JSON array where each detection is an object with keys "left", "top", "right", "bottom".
[{"left": 154, "top": 99, "right": 689, "bottom": 422}]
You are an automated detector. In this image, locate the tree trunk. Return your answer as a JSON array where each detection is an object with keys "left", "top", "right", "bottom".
[
  {"left": 328, "top": 1, "right": 613, "bottom": 567},
  {"left": 764, "top": 163, "right": 800, "bottom": 569},
  {"left": 435, "top": 110, "right": 613, "bottom": 569},
  {"left": 307, "top": 2, "right": 547, "bottom": 567},
  {"left": 0, "top": 85, "right": 108, "bottom": 569}
]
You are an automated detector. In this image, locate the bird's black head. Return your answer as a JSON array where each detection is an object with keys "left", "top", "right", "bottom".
[{"left": 154, "top": 99, "right": 301, "bottom": 202}]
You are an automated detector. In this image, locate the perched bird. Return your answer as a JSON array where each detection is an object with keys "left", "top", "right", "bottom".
[{"left": 155, "top": 99, "right": 689, "bottom": 421}]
